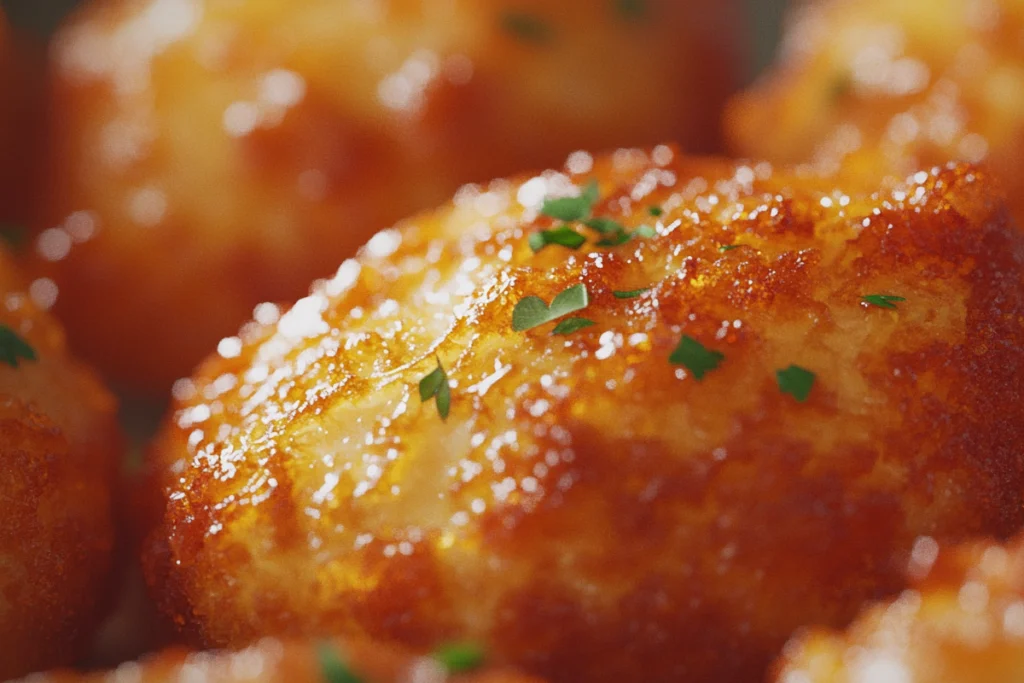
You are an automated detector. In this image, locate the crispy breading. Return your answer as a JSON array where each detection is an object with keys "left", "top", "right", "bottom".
[
  {"left": 21, "top": 636, "right": 542, "bottom": 683},
  {"left": 726, "top": 0, "right": 1024, "bottom": 223},
  {"left": 144, "top": 148, "right": 1024, "bottom": 683},
  {"left": 33, "top": 0, "right": 744, "bottom": 393},
  {"left": 0, "top": 247, "right": 121, "bottom": 678},
  {"left": 773, "top": 533, "right": 1024, "bottom": 683}
]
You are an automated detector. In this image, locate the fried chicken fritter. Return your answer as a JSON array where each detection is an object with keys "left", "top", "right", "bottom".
[
  {"left": 773, "top": 533, "right": 1024, "bottom": 683},
  {"left": 23, "top": 637, "right": 542, "bottom": 683},
  {"left": 726, "top": 0, "right": 1024, "bottom": 223},
  {"left": 0, "top": 247, "right": 121, "bottom": 678},
  {"left": 35, "top": 0, "right": 744, "bottom": 393},
  {"left": 143, "top": 148, "right": 1024, "bottom": 683}
]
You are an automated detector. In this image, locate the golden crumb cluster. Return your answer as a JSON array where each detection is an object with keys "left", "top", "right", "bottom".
[
  {"left": 727, "top": 0, "right": 1024, "bottom": 223},
  {"left": 144, "top": 147, "right": 1024, "bottom": 683},
  {"left": 774, "top": 533, "right": 1024, "bottom": 683},
  {"left": 33, "top": 0, "right": 744, "bottom": 393}
]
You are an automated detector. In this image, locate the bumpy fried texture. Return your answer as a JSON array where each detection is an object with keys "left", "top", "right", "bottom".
[
  {"left": 726, "top": 0, "right": 1024, "bottom": 223},
  {"left": 773, "top": 534, "right": 1024, "bottom": 683},
  {"left": 144, "top": 149, "right": 1024, "bottom": 683},
  {"left": 0, "top": 248, "right": 121, "bottom": 678},
  {"left": 36, "top": 0, "right": 744, "bottom": 393},
  {"left": 25, "top": 637, "right": 541, "bottom": 683}
]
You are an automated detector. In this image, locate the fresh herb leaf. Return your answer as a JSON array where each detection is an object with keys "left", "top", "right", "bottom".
[
  {"left": 317, "top": 643, "right": 363, "bottom": 683},
  {"left": 529, "top": 226, "right": 586, "bottom": 253},
  {"left": 583, "top": 217, "right": 624, "bottom": 234},
  {"left": 551, "top": 317, "right": 595, "bottom": 336},
  {"left": 861, "top": 294, "right": 906, "bottom": 310},
  {"left": 0, "top": 325, "right": 36, "bottom": 368},
  {"left": 540, "top": 180, "right": 598, "bottom": 222},
  {"left": 512, "top": 284, "right": 589, "bottom": 332},
  {"left": 595, "top": 230, "right": 632, "bottom": 247},
  {"left": 612, "top": 288, "right": 650, "bottom": 299},
  {"left": 669, "top": 335, "right": 724, "bottom": 381},
  {"left": 433, "top": 642, "right": 486, "bottom": 673},
  {"left": 777, "top": 365, "right": 816, "bottom": 402},
  {"left": 500, "top": 11, "right": 552, "bottom": 44},
  {"left": 0, "top": 224, "right": 27, "bottom": 251},
  {"left": 634, "top": 224, "right": 657, "bottom": 238},
  {"left": 719, "top": 244, "right": 742, "bottom": 252},
  {"left": 615, "top": 0, "right": 647, "bottom": 19},
  {"left": 647, "top": 205, "right": 663, "bottom": 217},
  {"left": 418, "top": 358, "right": 451, "bottom": 420}
]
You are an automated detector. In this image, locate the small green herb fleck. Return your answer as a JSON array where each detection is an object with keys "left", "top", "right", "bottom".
[
  {"left": 551, "top": 317, "right": 595, "bottom": 336},
  {"left": 529, "top": 226, "right": 586, "bottom": 252},
  {"left": 669, "top": 335, "right": 724, "bottom": 381},
  {"left": 317, "top": 643, "right": 363, "bottom": 683},
  {"left": 500, "top": 11, "right": 552, "bottom": 44},
  {"left": 634, "top": 224, "right": 657, "bottom": 238},
  {"left": 583, "top": 217, "right": 625, "bottom": 235},
  {"left": 418, "top": 358, "right": 451, "bottom": 420},
  {"left": 512, "top": 284, "right": 589, "bottom": 332},
  {"left": 596, "top": 230, "right": 632, "bottom": 247},
  {"left": 433, "top": 642, "right": 486, "bottom": 673},
  {"left": 540, "top": 181, "right": 598, "bottom": 222},
  {"left": 0, "top": 325, "right": 36, "bottom": 368},
  {"left": 612, "top": 288, "right": 650, "bottom": 299},
  {"left": 615, "top": 0, "right": 647, "bottom": 19},
  {"left": 861, "top": 294, "right": 906, "bottom": 310},
  {"left": 647, "top": 205, "right": 663, "bottom": 217},
  {"left": 0, "top": 224, "right": 27, "bottom": 251},
  {"left": 719, "top": 244, "right": 742, "bottom": 252},
  {"left": 777, "top": 365, "right": 816, "bottom": 402}
]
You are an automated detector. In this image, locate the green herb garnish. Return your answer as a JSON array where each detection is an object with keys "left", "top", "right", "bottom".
[
  {"left": 500, "top": 11, "right": 552, "bottom": 44},
  {"left": 317, "top": 643, "right": 363, "bottom": 683},
  {"left": 615, "top": 0, "right": 647, "bottom": 19},
  {"left": 669, "top": 335, "right": 724, "bottom": 381},
  {"left": 583, "top": 217, "right": 624, "bottom": 235},
  {"left": 418, "top": 358, "right": 451, "bottom": 420},
  {"left": 529, "top": 226, "right": 586, "bottom": 252},
  {"left": 719, "top": 244, "right": 742, "bottom": 252},
  {"left": 551, "top": 317, "right": 595, "bottom": 336},
  {"left": 0, "top": 325, "right": 36, "bottom": 368},
  {"left": 647, "top": 205, "right": 663, "bottom": 217},
  {"left": 861, "top": 294, "right": 906, "bottom": 310},
  {"left": 776, "top": 365, "right": 816, "bottom": 402},
  {"left": 512, "top": 284, "right": 589, "bottom": 332},
  {"left": 634, "top": 224, "right": 657, "bottom": 238},
  {"left": 0, "top": 224, "right": 27, "bottom": 251},
  {"left": 596, "top": 230, "right": 632, "bottom": 247},
  {"left": 612, "top": 288, "right": 650, "bottom": 299},
  {"left": 433, "top": 642, "right": 486, "bottom": 673},
  {"left": 541, "top": 180, "right": 599, "bottom": 222}
]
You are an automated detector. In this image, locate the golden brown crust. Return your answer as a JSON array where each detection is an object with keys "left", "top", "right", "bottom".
[
  {"left": 26, "top": 636, "right": 543, "bottom": 683},
  {"left": 726, "top": 0, "right": 1024, "bottom": 224},
  {"left": 33, "top": 0, "right": 744, "bottom": 393},
  {"left": 0, "top": 247, "right": 121, "bottom": 678},
  {"left": 773, "top": 534, "right": 1024, "bottom": 683},
  {"left": 144, "top": 148, "right": 1024, "bottom": 683}
]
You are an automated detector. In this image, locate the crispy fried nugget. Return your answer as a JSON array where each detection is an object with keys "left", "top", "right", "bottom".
[
  {"left": 726, "top": 0, "right": 1024, "bottom": 223},
  {"left": 24, "top": 637, "right": 541, "bottom": 683},
  {"left": 0, "top": 247, "right": 121, "bottom": 678},
  {"left": 144, "top": 148, "right": 1024, "bottom": 683},
  {"left": 773, "top": 533, "right": 1024, "bottom": 683},
  {"left": 36, "top": 0, "right": 744, "bottom": 393}
]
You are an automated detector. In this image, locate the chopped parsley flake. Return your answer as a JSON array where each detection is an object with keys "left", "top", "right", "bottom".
[
  {"left": 529, "top": 226, "right": 586, "bottom": 252},
  {"left": 512, "top": 284, "right": 589, "bottom": 332},
  {"left": 595, "top": 230, "right": 633, "bottom": 247},
  {"left": 777, "top": 365, "right": 816, "bottom": 402},
  {"left": 418, "top": 358, "right": 451, "bottom": 420},
  {"left": 669, "top": 335, "right": 724, "bottom": 381},
  {"left": 719, "top": 244, "right": 742, "bottom": 252},
  {"left": 634, "top": 224, "right": 657, "bottom": 238},
  {"left": 0, "top": 325, "right": 36, "bottom": 368},
  {"left": 317, "top": 643, "right": 363, "bottom": 683},
  {"left": 583, "top": 217, "right": 624, "bottom": 235},
  {"left": 433, "top": 643, "right": 486, "bottom": 673},
  {"left": 861, "top": 294, "right": 906, "bottom": 310},
  {"left": 612, "top": 288, "right": 650, "bottom": 299},
  {"left": 551, "top": 317, "right": 595, "bottom": 336},
  {"left": 500, "top": 11, "right": 552, "bottom": 44},
  {"left": 647, "top": 205, "right": 663, "bottom": 217},
  {"left": 541, "top": 180, "right": 599, "bottom": 222}
]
